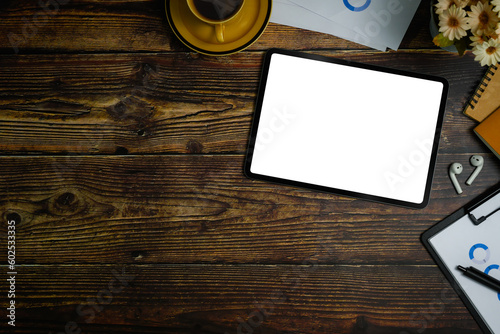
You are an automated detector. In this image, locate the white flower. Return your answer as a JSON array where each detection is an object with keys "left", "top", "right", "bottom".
[
  {"left": 454, "top": 0, "right": 470, "bottom": 7},
  {"left": 470, "top": 34, "right": 487, "bottom": 46},
  {"left": 467, "top": 2, "right": 499, "bottom": 36},
  {"left": 435, "top": 0, "right": 468, "bottom": 14},
  {"left": 492, "top": 0, "right": 500, "bottom": 12},
  {"left": 439, "top": 5, "right": 469, "bottom": 40},
  {"left": 473, "top": 38, "right": 500, "bottom": 66},
  {"left": 435, "top": 0, "right": 453, "bottom": 14}
]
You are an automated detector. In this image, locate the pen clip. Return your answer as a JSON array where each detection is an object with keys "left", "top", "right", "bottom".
[
  {"left": 467, "top": 212, "right": 486, "bottom": 225},
  {"left": 464, "top": 185, "right": 500, "bottom": 225},
  {"left": 466, "top": 207, "right": 500, "bottom": 225}
]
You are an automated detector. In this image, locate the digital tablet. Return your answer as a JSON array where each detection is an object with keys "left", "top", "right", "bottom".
[{"left": 244, "top": 49, "right": 448, "bottom": 208}]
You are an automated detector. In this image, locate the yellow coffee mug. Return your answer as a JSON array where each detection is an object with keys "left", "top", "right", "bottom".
[{"left": 186, "top": 0, "right": 245, "bottom": 43}]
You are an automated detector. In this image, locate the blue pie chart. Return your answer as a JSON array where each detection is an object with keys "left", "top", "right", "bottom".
[
  {"left": 469, "top": 243, "right": 490, "bottom": 265},
  {"left": 343, "top": 0, "right": 371, "bottom": 12},
  {"left": 484, "top": 264, "right": 500, "bottom": 301}
]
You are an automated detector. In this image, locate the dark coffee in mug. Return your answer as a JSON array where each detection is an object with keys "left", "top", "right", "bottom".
[{"left": 193, "top": 0, "right": 243, "bottom": 21}]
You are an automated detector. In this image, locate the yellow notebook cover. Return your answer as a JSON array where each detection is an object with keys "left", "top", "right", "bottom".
[
  {"left": 464, "top": 65, "right": 500, "bottom": 122},
  {"left": 474, "top": 107, "right": 500, "bottom": 159}
]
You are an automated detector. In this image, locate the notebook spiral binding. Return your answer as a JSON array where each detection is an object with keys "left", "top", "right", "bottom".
[{"left": 468, "top": 65, "right": 498, "bottom": 109}]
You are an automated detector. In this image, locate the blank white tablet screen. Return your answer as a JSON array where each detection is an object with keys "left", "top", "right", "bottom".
[{"left": 250, "top": 53, "right": 445, "bottom": 204}]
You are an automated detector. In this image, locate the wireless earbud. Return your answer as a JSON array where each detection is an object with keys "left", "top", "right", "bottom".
[
  {"left": 449, "top": 162, "right": 463, "bottom": 194},
  {"left": 466, "top": 155, "right": 484, "bottom": 186}
]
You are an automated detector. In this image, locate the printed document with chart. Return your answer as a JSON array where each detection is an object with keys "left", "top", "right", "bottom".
[{"left": 271, "top": 0, "right": 421, "bottom": 51}]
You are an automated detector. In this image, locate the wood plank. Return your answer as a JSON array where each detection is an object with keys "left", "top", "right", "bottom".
[
  {"left": 0, "top": 0, "right": 435, "bottom": 53},
  {"left": 1, "top": 154, "right": 499, "bottom": 265},
  {"left": 1, "top": 1, "right": 494, "bottom": 333},
  {"left": 0, "top": 264, "right": 481, "bottom": 333},
  {"left": 0, "top": 51, "right": 489, "bottom": 155}
]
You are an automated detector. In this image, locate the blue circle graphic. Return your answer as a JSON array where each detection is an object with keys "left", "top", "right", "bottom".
[
  {"left": 469, "top": 243, "right": 490, "bottom": 264},
  {"left": 485, "top": 264, "right": 500, "bottom": 274},
  {"left": 343, "top": 0, "right": 371, "bottom": 12},
  {"left": 484, "top": 264, "right": 500, "bottom": 301}
]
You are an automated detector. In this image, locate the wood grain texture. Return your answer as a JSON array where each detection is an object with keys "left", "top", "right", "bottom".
[
  {"left": 0, "top": 0, "right": 497, "bottom": 332},
  {"left": 0, "top": 51, "right": 490, "bottom": 155},
  {"left": 0, "top": 0, "right": 436, "bottom": 54},
  {"left": 0, "top": 265, "right": 480, "bottom": 333},
  {"left": 1, "top": 155, "right": 499, "bottom": 265}
]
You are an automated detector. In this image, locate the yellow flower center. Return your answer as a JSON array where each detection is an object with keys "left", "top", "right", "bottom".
[
  {"left": 448, "top": 17, "right": 460, "bottom": 28},
  {"left": 479, "top": 12, "right": 490, "bottom": 26},
  {"left": 486, "top": 46, "right": 497, "bottom": 55}
]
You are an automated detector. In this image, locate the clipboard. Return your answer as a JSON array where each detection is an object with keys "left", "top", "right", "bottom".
[
  {"left": 244, "top": 49, "right": 449, "bottom": 208},
  {"left": 422, "top": 184, "right": 500, "bottom": 334}
]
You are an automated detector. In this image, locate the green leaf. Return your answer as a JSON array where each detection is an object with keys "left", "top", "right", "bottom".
[
  {"left": 455, "top": 38, "right": 468, "bottom": 56},
  {"left": 433, "top": 33, "right": 454, "bottom": 47}
]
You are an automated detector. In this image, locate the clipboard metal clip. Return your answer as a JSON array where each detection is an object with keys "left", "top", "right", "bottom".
[{"left": 467, "top": 206, "right": 500, "bottom": 225}]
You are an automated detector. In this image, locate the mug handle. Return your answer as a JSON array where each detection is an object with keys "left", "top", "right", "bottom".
[{"left": 215, "top": 23, "right": 225, "bottom": 43}]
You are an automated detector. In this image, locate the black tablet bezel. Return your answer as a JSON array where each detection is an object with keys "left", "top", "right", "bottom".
[{"left": 244, "top": 49, "right": 449, "bottom": 209}]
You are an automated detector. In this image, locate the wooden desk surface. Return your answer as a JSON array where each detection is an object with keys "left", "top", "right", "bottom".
[{"left": 1, "top": 0, "right": 500, "bottom": 333}]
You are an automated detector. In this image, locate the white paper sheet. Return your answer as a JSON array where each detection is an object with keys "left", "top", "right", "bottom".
[
  {"left": 271, "top": 0, "right": 387, "bottom": 50},
  {"left": 271, "top": 0, "right": 421, "bottom": 51}
]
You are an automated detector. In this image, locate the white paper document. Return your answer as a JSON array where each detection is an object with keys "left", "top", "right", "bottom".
[{"left": 271, "top": 0, "right": 422, "bottom": 51}]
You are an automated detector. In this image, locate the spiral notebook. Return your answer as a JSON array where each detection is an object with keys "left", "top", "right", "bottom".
[{"left": 464, "top": 65, "right": 500, "bottom": 122}]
